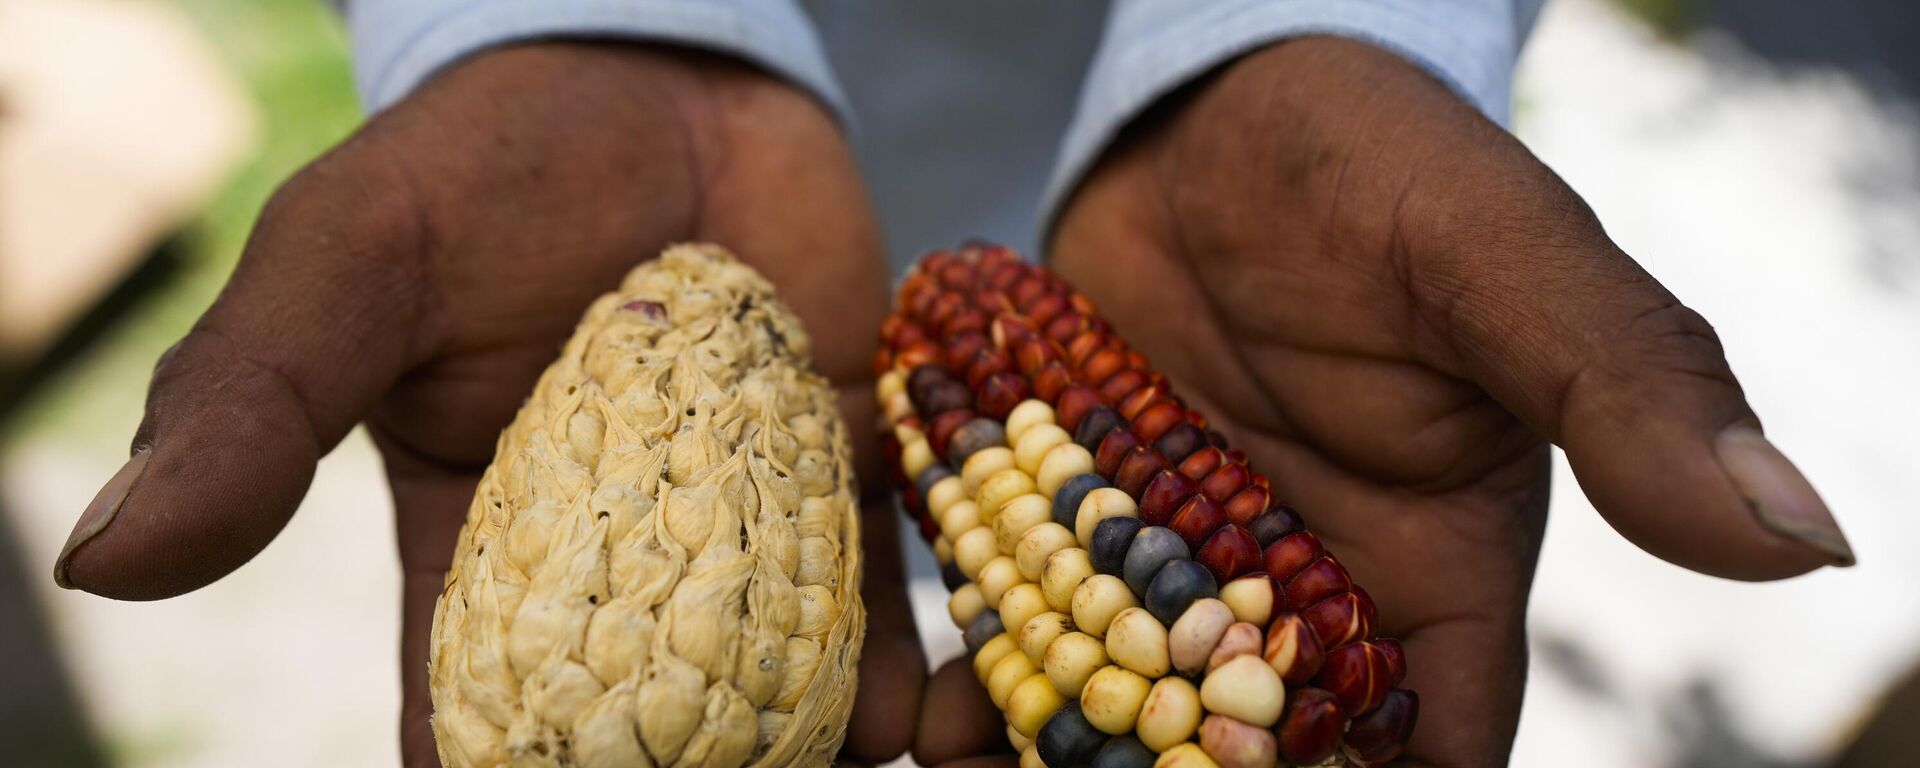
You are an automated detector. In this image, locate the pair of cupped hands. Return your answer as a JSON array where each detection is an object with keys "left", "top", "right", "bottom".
[{"left": 55, "top": 39, "right": 1851, "bottom": 767}]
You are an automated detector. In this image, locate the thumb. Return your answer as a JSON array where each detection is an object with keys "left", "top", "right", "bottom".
[
  {"left": 56, "top": 154, "right": 428, "bottom": 599},
  {"left": 1408, "top": 127, "right": 1853, "bottom": 581}
]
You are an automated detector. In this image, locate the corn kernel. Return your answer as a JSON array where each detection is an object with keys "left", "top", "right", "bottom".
[
  {"left": 1043, "top": 632, "right": 1108, "bottom": 697},
  {"left": 1014, "top": 423, "right": 1072, "bottom": 477},
  {"left": 1004, "top": 399, "right": 1055, "bottom": 444},
  {"left": 1071, "top": 574, "right": 1137, "bottom": 638},
  {"left": 1079, "top": 666, "right": 1151, "bottom": 735},
  {"left": 1041, "top": 548, "right": 1095, "bottom": 612}
]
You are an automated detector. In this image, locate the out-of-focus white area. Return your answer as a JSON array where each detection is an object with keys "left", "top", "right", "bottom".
[
  {"left": 2, "top": 0, "right": 1915, "bottom": 766},
  {"left": 1509, "top": 1, "right": 1920, "bottom": 766},
  {"left": 5, "top": 433, "right": 401, "bottom": 767}
]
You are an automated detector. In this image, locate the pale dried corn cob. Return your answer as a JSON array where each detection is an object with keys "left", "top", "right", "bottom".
[
  {"left": 430, "top": 244, "right": 864, "bottom": 768},
  {"left": 875, "top": 243, "right": 1416, "bottom": 767}
]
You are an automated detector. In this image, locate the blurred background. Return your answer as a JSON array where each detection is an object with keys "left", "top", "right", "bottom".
[{"left": 1, "top": 0, "right": 1915, "bottom": 766}]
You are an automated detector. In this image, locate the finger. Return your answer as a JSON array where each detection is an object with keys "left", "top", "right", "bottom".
[
  {"left": 1389, "top": 81, "right": 1853, "bottom": 579},
  {"left": 915, "top": 657, "right": 1018, "bottom": 765},
  {"left": 56, "top": 150, "right": 429, "bottom": 599},
  {"left": 842, "top": 498, "right": 927, "bottom": 763}
]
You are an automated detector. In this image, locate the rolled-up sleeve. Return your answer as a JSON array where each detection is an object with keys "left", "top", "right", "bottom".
[
  {"left": 1043, "top": 0, "right": 1545, "bottom": 218},
  {"left": 341, "top": 0, "right": 847, "bottom": 119}
]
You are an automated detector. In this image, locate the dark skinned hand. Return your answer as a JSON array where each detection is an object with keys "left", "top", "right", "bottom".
[
  {"left": 54, "top": 43, "right": 925, "bottom": 767},
  {"left": 913, "top": 38, "right": 1852, "bottom": 768}
]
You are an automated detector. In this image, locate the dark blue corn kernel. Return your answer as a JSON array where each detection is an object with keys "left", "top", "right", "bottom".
[
  {"left": 1247, "top": 504, "right": 1304, "bottom": 548},
  {"left": 1089, "top": 735, "right": 1156, "bottom": 768},
  {"left": 1072, "top": 406, "right": 1128, "bottom": 452},
  {"left": 947, "top": 418, "right": 1008, "bottom": 468},
  {"left": 1145, "top": 560, "right": 1218, "bottom": 626},
  {"left": 1052, "top": 473, "right": 1110, "bottom": 529},
  {"left": 1122, "top": 526, "right": 1190, "bottom": 596},
  {"left": 1089, "top": 516, "right": 1146, "bottom": 576},
  {"left": 941, "top": 561, "right": 968, "bottom": 592},
  {"left": 963, "top": 609, "right": 1004, "bottom": 654},
  {"left": 1036, "top": 702, "right": 1105, "bottom": 768},
  {"left": 916, "top": 464, "right": 956, "bottom": 502}
]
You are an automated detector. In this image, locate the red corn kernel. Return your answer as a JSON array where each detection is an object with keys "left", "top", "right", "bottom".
[
  {"left": 895, "top": 340, "right": 941, "bottom": 371},
  {"left": 1225, "top": 448, "right": 1247, "bottom": 463},
  {"left": 943, "top": 307, "right": 988, "bottom": 339},
  {"left": 870, "top": 346, "right": 892, "bottom": 376},
  {"left": 1263, "top": 613, "right": 1325, "bottom": 685},
  {"left": 1274, "top": 688, "right": 1347, "bottom": 765},
  {"left": 926, "top": 409, "right": 975, "bottom": 460},
  {"left": 1043, "top": 312, "right": 1087, "bottom": 343},
  {"left": 936, "top": 260, "right": 974, "bottom": 290},
  {"left": 977, "top": 372, "right": 1030, "bottom": 421},
  {"left": 1065, "top": 332, "right": 1110, "bottom": 369},
  {"left": 1117, "top": 387, "right": 1166, "bottom": 421},
  {"left": 1094, "top": 429, "right": 1143, "bottom": 478},
  {"left": 971, "top": 289, "right": 1013, "bottom": 317},
  {"left": 1318, "top": 642, "right": 1392, "bottom": 716},
  {"left": 984, "top": 261, "right": 1025, "bottom": 291},
  {"left": 1133, "top": 400, "right": 1188, "bottom": 443},
  {"left": 1098, "top": 369, "right": 1150, "bottom": 405},
  {"left": 1055, "top": 385, "right": 1103, "bottom": 430},
  {"left": 979, "top": 242, "right": 1020, "bottom": 271},
  {"left": 992, "top": 315, "right": 1037, "bottom": 351},
  {"left": 1303, "top": 592, "right": 1372, "bottom": 649},
  {"left": 1352, "top": 585, "right": 1379, "bottom": 640},
  {"left": 1032, "top": 361, "right": 1075, "bottom": 403},
  {"left": 1010, "top": 274, "right": 1050, "bottom": 308},
  {"left": 928, "top": 290, "right": 966, "bottom": 327},
  {"left": 1285, "top": 557, "right": 1352, "bottom": 609},
  {"left": 1138, "top": 470, "right": 1200, "bottom": 526},
  {"left": 1185, "top": 409, "right": 1209, "bottom": 431},
  {"left": 879, "top": 313, "right": 911, "bottom": 344},
  {"left": 1086, "top": 316, "right": 1113, "bottom": 335},
  {"left": 1223, "top": 486, "right": 1271, "bottom": 528},
  {"left": 1196, "top": 526, "right": 1261, "bottom": 583},
  {"left": 1022, "top": 292, "right": 1070, "bottom": 325},
  {"left": 1249, "top": 472, "right": 1270, "bottom": 490},
  {"left": 1125, "top": 349, "right": 1149, "bottom": 371},
  {"left": 1375, "top": 638, "right": 1407, "bottom": 687},
  {"left": 1114, "top": 446, "right": 1172, "bottom": 497},
  {"left": 908, "top": 287, "right": 939, "bottom": 320},
  {"left": 1167, "top": 495, "right": 1229, "bottom": 549},
  {"left": 943, "top": 332, "right": 988, "bottom": 372},
  {"left": 1178, "top": 447, "right": 1227, "bottom": 482},
  {"left": 1200, "top": 461, "right": 1253, "bottom": 503},
  {"left": 1079, "top": 347, "right": 1131, "bottom": 388},
  {"left": 1262, "top": 532, "right": 1324, "bottom": 582},
  {"left": 1015, "top": 337, "right": 1058, "bottom": 375},
  {"left": 964, "top": 348, "right": 1012, "bottom": 390},
  {"left": 1069, "top": 292, "right": 1097, "bottom": 316},
  {"left": 1343, "top": 689, "right": 1418, "bottom": 765}
]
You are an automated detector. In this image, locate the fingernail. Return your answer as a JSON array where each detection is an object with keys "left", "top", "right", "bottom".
[
  {"left": 1714, "top": 427, "right": 1854, "bottom": 567},
  {"left": 55, "top": 447, "right": 150, "bottom": 589}
]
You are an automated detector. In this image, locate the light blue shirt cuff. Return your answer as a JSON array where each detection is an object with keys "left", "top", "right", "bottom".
[
  {"left": 343, "top": 0, "right": 848, "bottom": 121},
  {"left": 1043, "top": 0, "right": 1532, "bottom": 222}
]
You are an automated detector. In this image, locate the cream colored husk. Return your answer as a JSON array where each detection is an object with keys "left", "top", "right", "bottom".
[{"left": 428, "top": 244, "right": 864, "bottom": 767}]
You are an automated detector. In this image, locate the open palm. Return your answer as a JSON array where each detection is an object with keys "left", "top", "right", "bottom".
[{"left": 1044, "top": 38, "right": 1851, "bottom": 765}]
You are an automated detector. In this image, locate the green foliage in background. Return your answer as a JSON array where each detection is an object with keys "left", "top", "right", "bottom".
[{"left": 8, "top": 0, "right": 360, "bottom": 451}]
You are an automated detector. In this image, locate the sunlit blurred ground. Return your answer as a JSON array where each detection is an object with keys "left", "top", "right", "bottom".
[{"left": 2, "top": 0, "right": 1916, "bottom": 766}]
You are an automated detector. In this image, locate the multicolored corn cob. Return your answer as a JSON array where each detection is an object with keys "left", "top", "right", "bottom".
[{"left": 874, "top": 243, "right": 1417, "bottom": 768}]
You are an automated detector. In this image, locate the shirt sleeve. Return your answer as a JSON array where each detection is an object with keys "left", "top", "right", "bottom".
[
  {"left": 1042, "top": 0, "right": 1547, "bottom": 219},
  {"left": 340, "top": 0, "right": 848, "bottom": 120}
]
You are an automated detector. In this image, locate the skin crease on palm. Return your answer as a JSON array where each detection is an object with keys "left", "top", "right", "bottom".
[{"left": 55, "top": 36, "right": 1849, "bottom": 768}]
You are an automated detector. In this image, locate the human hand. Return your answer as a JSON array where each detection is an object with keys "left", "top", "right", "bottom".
[
  {"left": 915, "top": 37, "right": 1852, "bottom": 767},
  {"left": 53, "top": 43, "right": 922, "bottom": 767}
]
